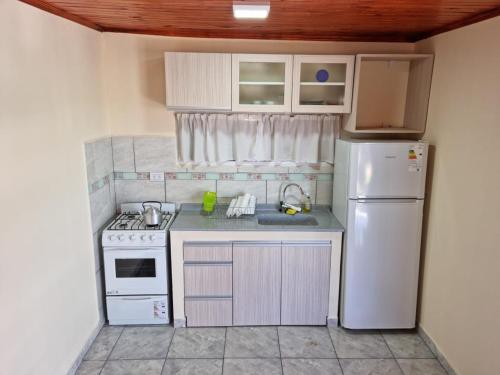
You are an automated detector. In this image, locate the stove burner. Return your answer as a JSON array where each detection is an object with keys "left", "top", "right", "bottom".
[
  {"left": 126, "top": 214, "right": 136, "bottom": 219},
  {"left": 118, "top": 223, "right": 128, "bottom": 228}
]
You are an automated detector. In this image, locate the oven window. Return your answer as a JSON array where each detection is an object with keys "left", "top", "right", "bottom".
[{"left": 115, "top": 258, "right": 156, "bottom": 278}]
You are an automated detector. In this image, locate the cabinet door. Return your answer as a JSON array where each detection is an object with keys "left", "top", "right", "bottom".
[
  {"left": 232, "top": 54, "right": 293, "bottom": 112},
  {"left": 233, "top": 242, "right": 281, "bottom": 325},
  {"left": 165, "top": 52, "right": 231, "bottom": 111},
  {"left": 292, "top": 55, "right": 354, "bottom": 113},
  {"left": 281, "top": 241, "right": 331, "bottom": 325}
]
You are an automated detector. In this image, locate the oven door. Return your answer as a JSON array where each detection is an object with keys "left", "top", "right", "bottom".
[{"left": 104, "top": 248, "right": 167, "bottom": 296}]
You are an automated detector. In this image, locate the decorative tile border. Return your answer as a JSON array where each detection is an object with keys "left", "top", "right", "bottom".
[
  {"left": 114, "top": 172, "right": 151, "bottom": 180},
  {"left": 114, "top": 171, "right": 333, "bottom": 182},
  {"left": 88, "top": 174, "right": 112, "bottom": 194}
]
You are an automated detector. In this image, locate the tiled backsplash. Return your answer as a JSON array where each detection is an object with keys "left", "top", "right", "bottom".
[
  {"left": 110, "top": 135, "right": 334, "bottom": 207},
  {"left": 85, "top": 135, "right": 335, "bottom": 224},
  {"left": 84, "top": 137, "right": 116, "bottom": 324}
]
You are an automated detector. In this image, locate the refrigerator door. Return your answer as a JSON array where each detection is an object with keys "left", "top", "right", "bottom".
[
  {"left": 341, "top": 199, "right": 423, "bottom": 329},
  {"left": 348, "top": 142, "right": 428, "bottom": 199}
]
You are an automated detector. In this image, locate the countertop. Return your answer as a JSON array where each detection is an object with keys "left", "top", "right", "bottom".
[{"left": 170, "top": 204, "right": 344, "bottom": 232}]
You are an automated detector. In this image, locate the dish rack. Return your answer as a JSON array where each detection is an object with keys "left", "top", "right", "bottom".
[{"left": 226, "top": 194, "right": 256, "bottom": 218}]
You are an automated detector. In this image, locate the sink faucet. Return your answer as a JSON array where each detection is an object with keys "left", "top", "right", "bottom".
[{"left": 280, "top": 183, "right": 304, "bottom": 212}]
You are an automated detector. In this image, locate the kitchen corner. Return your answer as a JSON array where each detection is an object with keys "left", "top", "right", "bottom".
[{"left": 7, "top": 1, "right": 500, "bottom": 374}]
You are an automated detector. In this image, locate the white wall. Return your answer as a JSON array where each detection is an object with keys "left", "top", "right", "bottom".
[
  {"left": 0, "top": 1, "right": 107, "bottom": 374},
  {"left": 417, "top": 16, "right": 500, "bottom": 375},
  {"left": 101, "top": 33, "right": 414, "bottom": 136}
]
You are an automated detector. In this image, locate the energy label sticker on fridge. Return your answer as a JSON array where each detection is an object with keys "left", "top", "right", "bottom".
[{"left": 408, "top": 144, "right": 424, "bottom": 172}]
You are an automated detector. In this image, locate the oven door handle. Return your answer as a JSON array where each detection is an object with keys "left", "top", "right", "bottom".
[{"left": 120, "top": 297, "right": 154, "bottom": 301}]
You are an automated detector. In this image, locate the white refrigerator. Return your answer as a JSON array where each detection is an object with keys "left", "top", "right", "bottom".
[{"left": 333, "top": 139, "right": 428, "bottom": 329}]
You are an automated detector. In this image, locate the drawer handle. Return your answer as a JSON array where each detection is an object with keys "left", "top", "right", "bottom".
[
  {"left": 184, "top": 261, "right": 232, "bottom": 266},
  {"left": 184, "top": 242, "right": 232, "bottom": 247},
  {"left": 185, "top": 296, "right": 232, "bottom": 300}
]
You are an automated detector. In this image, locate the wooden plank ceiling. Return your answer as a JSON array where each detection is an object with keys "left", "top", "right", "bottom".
[{"left": 21, "top": 0, "right": 500, "bottom": 42}]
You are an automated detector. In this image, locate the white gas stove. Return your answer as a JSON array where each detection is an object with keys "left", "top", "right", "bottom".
[
  {"left": 102, "top": 202, "right": 175, "bottom": 247},
  {"left": 102, "top": 202, "right": 176, "bottom": 325}
]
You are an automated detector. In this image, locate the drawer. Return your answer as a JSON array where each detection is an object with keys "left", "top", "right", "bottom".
[
  {"left": 107, "top": 295, "right": 169, "bottom": 325},
  {"left": 184, "top": 242, "right": 232, "bottom": 263},
  {"left": 184, "top": 264, "right": 232, "bottom": 297},
  {"left": 185, "top": 298, "right": 232, "bottom": 327}
]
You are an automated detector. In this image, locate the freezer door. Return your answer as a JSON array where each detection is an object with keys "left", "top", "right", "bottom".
[
  {"left": 348, "top": 142, "right": 428, "bottom": 199},
  {"left": 341, "top": 199, "right": 423, "bottom": 329}
]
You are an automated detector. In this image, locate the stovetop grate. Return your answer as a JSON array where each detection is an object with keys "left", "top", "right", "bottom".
[{"left": 107, "top": 213, "right": 172, "bottom": 231}]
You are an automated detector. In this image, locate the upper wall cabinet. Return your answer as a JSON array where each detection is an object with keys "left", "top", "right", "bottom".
[
  {"left": 292, "top": 55, "right": 355, "bottom": 113},
  {"left": 232, "top": 54, "right": 293, "bottom": 113},
  {"left": 343, "top": 54, "right": 434, "bottom": 134},
  {"left": 164, "top": 52, "right": 356, "bottom": 113},
  {"left": 165, "top": 52, "right": 231, "bottom": 111}
]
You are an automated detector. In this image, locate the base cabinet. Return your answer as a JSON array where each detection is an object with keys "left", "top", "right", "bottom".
[
  {"left": 183, "top": 240, "right": 332, "bottom": 326},
  {"left": 233, "top": 242, "right": 281, "bottom": 325},
  {"left": 281, "top": 242, "right": 331, "bottom": 325}
]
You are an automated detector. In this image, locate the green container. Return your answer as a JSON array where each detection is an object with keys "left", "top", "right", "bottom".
[{"left": 202, "top": 191, "right": 217, "bottom": 213}]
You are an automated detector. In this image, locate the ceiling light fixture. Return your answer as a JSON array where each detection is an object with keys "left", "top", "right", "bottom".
[{"left": 233, "top": 1, "right": 270, "bottom": 19}]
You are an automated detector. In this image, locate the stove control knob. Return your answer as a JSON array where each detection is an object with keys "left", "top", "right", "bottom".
[
  {"left": 129, "top": 235, "right": 136, "bottom": 241},
  {"left": 140, "top": 234, "right": 147, "bottom": 241},
  {"left": 149, "top": 235, "right": 156, "bottom": 241},
  {"left": 108, "top": 235, "right": 116, "bottom": 241},
  {"left": 117, "top": 235, "right": 125, "bottom": 242}
]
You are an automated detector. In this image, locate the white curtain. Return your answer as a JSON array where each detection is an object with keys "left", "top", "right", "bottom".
[{"left": 176, "top": 113, "right": 339, "bottom": 164}]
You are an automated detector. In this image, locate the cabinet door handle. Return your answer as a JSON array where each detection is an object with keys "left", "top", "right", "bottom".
[
  {"left": 282, "top": 241, "right": 331, "bottom": 246},
  {"left": 233, "top": 241, "right": 281, "bottom": 246}
]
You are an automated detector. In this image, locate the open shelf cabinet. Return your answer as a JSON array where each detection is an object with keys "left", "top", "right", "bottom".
[{"left": 343, "top": 54, "right": 434, "bottom": 134}]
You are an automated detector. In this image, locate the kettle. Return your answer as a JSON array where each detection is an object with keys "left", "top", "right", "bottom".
[{"left": 141, "top": 201, "right": 163, "bottom": 226}]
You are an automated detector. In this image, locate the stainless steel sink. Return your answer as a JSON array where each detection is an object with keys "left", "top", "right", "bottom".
[{"left": 257, "top": 213, "right": 319, "bottom": 226}]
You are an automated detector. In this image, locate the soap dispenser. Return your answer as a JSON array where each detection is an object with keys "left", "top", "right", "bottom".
[{"left": 302, "top": 193, "right": 312, "bottom": 213}]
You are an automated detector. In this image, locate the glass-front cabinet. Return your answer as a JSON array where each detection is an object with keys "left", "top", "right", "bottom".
[
  {"left": 232, "top": 54, "right": 293, "bottom": 112},
  {"left": 292, "top": 55, "right": 355, "bottom": 113}
]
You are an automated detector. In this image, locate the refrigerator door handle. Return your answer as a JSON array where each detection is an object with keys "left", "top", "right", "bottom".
[{"left": 357, "top": 198, "right": 419, "bottom": 203}]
